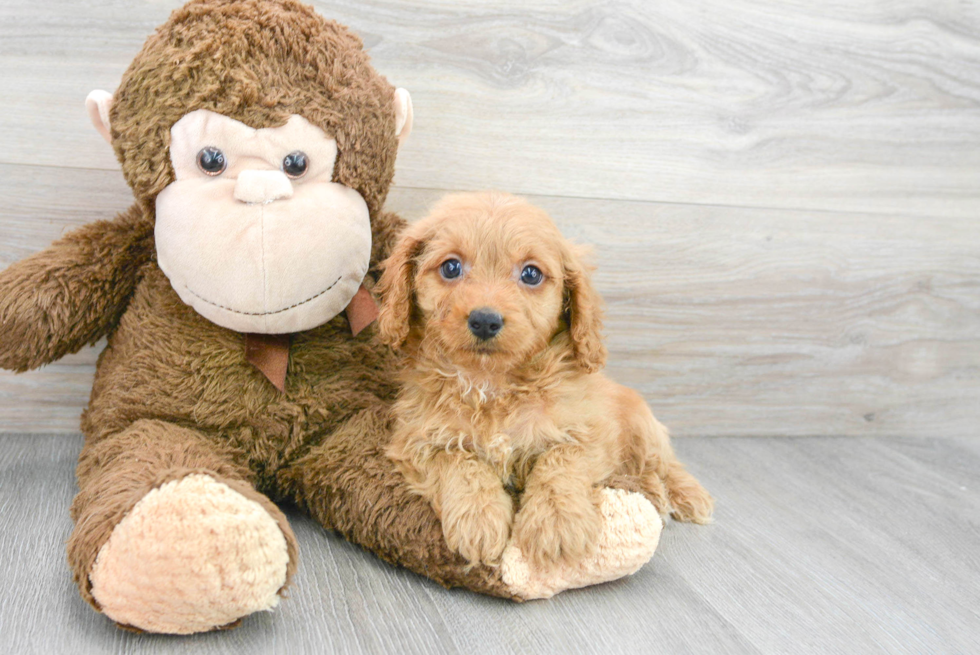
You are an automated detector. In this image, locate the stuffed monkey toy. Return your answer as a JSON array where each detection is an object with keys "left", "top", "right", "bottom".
[{"left": 0, "top": 0, "right": 663, "bottom": 634}]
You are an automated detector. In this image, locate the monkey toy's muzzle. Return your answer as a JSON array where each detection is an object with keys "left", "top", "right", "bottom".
[{"left": 154, "top": 109, "right": 373, "bottom": 335}]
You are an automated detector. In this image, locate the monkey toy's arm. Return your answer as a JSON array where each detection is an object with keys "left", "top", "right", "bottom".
[{"left": 0, "top": 204, "right": 154, "bottom": 372}]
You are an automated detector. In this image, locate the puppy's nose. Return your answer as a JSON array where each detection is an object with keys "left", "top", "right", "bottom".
[{"left": 468, "top": 308, "right": 504, "bottom": 341}]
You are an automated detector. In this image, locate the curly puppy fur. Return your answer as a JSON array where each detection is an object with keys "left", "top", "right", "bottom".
[{"left": 377, "top": 191, "right": 714, "bottom": 570}]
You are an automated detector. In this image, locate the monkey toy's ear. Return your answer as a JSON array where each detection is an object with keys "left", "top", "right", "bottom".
[
  {"left": 85, "top": 90, "right": 114, "bottom": 145},
  {"left": 394, "top": 88, "right": 413, "bottom": 146}
]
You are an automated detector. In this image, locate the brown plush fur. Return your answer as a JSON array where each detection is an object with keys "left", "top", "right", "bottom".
[
  {"left": 0, "top": 205, "right": 154, "bottom": 372},
  {"left": 0, "top": 0, "right": 521, "bottom": 622},
  {"left": 110, "top": 0, "right": 398, "bottom": 218},
  {"left": 377, "top": 192, "right": 714, "bottom": 569}
]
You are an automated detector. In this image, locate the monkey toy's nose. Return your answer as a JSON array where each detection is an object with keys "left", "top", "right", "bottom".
[
  {"left": 234, "top": 170, "right": 294, "bottom": 204},
  {"left": 468, "top": 308, "right": 504, "bottom": 341}
]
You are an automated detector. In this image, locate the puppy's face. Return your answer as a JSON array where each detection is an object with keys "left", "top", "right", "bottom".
[
  {"left": 378, "top": 192, "right": 607, "bottom": 374},
  {"left": 412, "top": 202, "right": 565, "bottom": 371}
]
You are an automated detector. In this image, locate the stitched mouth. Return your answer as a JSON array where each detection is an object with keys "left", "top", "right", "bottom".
[{"left": 184, "top": 274, "right": 344, "bottom": 316}]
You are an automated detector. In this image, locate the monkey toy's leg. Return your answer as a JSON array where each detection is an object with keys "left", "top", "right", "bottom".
[
  {"left": 280, "top": 403, "right": 664, "bottom": 600},
  {"left": 68, "top": 419, "right": 298, "bottom": 634}
]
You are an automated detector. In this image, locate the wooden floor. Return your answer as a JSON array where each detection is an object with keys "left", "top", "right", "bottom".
[{"left": 1, "top": 433, "right": 977, "bottom": 654}]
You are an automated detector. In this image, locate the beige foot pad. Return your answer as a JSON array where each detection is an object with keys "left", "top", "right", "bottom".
[
  {"left": 90, "top": 474, "right": 290, "bottom": 634},
  {"left": 499, "top": 488, "right": 662, "bottom": 600}
]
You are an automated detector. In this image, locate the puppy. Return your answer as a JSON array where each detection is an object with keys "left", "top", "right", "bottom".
[{"left": 376, "top": 191, "right": 713, "bottom": 569}]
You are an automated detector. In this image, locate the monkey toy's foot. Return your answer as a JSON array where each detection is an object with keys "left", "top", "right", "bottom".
[
  {"left": 498, "top": 488, "right": 663, "bottom": 600},
  {"left": 88, "top": 474, "right": 292, "bottom": 634}
]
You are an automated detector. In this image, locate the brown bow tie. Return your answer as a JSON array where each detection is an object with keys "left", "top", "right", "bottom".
[{"left": 244, "top": 284, "right": 379, "bottom": 392}]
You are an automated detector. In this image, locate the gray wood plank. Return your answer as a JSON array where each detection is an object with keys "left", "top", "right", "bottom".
[
  {"left": 1, "top": 0, "right": 980, "bottom": 217},
  {"left": 2, "top": 434, "right": 978, "bottom": 654},
  {"left": 2, "top": 168, "right": 978, "bottom": 438},
  {"left": 672, "top": 437, "right": 980, "bottom": 654}
]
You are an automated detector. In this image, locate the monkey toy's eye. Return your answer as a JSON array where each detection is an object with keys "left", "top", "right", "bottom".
[
  {"left": 196, "top": 147, "right": 227, "bottom": 176},
  {"left": 439, "top": 258, "right": 463, "bottom": 280},
  {"left": 520, "top": 265, "right": 544, "bottom": 286},
  {"left": 282, "top": 151, "right": 309, "bottom": 178}
]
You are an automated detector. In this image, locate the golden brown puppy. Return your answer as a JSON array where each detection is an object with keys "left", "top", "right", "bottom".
[{"left": 377, "top": 191, "right": 713, "bottom": 569}]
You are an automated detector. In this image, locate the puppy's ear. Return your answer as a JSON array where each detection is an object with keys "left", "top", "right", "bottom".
[
  {"left": 376, "top": 228, "right": 425, "bottom": 349},
  {"left": 562, "top": 243, "right": 607, "bottom": 372}
]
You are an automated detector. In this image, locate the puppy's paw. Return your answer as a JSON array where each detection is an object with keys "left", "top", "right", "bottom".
[
  {"left": 669, "top": 480, "right": 715, "bottom": 524},
  {"left": 441, "top": 488, "right": 514, "bottom": 566},
  {"left": 640, "top": 470, "right": 672, "bottom": 517},
  {"left": 514, "top": 490, "right": 602, "bottom": 570}
]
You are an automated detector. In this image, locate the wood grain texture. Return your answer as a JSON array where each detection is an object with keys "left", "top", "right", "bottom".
[
  {"left": 1, "top": 0, "right": 980, "bottom": 217},
  {"left": 1, "top": 434, "right": 977, "bottom": 654},
  {"left": 0, "top": 1, "right": 978, "bottom": 436},
  {"left": 2, "top": 169, "right": 978, "bottom": 437}
]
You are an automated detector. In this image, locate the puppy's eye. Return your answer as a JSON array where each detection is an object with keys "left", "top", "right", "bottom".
[
  {"left": 197, "top": 147, "right": 227, "bottom": 176},
  {"left": 439, "top": 258, "right": 463, "bottom": 280},
  {"left": 282, "top": 151, "right": 309, "bottom": 178},
  {"left": 520, "top": 265, "right": 544, "bottom": 286}
]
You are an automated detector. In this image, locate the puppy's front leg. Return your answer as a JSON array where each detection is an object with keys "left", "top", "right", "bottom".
[
  {"left": 427, "top": 451, "right": 514, "bottom": 566},
  {"left": 514, "top": 444, "right": 604, "bottom": 569}
]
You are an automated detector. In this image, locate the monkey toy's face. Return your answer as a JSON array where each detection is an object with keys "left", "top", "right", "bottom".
[
  {"left": 156, "top": 109, "right": 371, "bottom": 334},
  {"left": 87, "top": 80, "right": 412, "bottom": 335},
  {"left": 83, "top": 0, "right": 415, "bottom": 337}
]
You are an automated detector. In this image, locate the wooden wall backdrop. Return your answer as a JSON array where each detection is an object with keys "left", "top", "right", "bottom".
[{"left": 0, "top": 0, "right": 978, "bottom": 437}]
